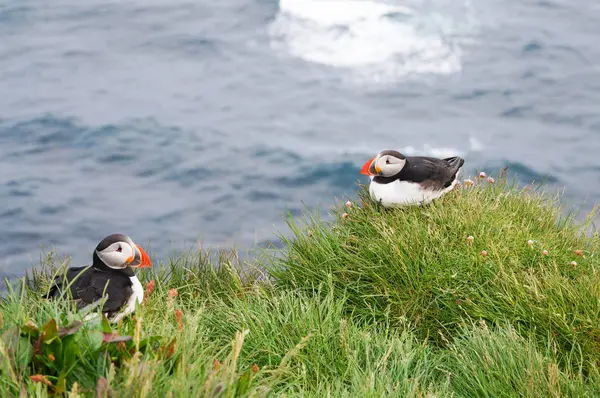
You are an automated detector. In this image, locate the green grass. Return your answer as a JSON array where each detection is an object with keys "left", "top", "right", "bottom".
[{"left": 2, "top": 174, "right": 600, "bottom": 396}]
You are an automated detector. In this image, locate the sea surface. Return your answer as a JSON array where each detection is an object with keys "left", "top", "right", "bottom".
[{"left": 2, "top": 0, "right": 600, "bottom": 277}]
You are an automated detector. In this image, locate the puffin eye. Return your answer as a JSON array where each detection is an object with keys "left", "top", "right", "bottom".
[
  {"left": 116, "top": 246, "right": 122, "bottom": 252},
  {"left": 386, "top": 159, "right": 390, "bottom": 164}
]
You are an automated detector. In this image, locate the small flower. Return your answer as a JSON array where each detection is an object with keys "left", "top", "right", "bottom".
[
  {"left": 146, "top": 280, "right": 155, "bottom": 294},
  {"left": 481, "top": 250, "right": 487, "bottom": 257},
  {"left": 345, "top": 200, "right": 352, "bottom": 208},
  {"left": 455, "top": 299, "right": 462, "bottom": 305},
  {"left": 574, "top": 249, "right": 583, "bottom": 257},
  {"left": 48, "top": 353, "right": 55, "bottom": 362},
  {"left": 479, "top": 171, "right": 487, "bottom": 179},
  {"left": 527, "top": 239, "right": 534, "bottom": 247},
  {"left": 466, "top": 236, "right": 474, "bottom": 245},
  {"left": 252, "top": 363, "right": 259, "bottom": 373},
  {"left": 542, "top": 250, "right": 549, "bottom": 256},
  {"left": 213, "top": 359, "right": 222, "bottom": 371},
  {"left": 342, "top": 212, "right": 349, "bottom": 219},
  {"left": 175, "top": 309, "right": 184, "bottom": 331},
  {"left": 307, "top": 230, "right": 314, "bottom": 237},
  {"left": 487, "top": 176, "right": 495, "bottom": 184},
  {"left": 30, "top": 375, "right": 52, "bottom": 386},
  {"left": 143, "top": 280, "right": 155, "bottom": 305},
  {"left": 464, "top": 179, "right": 474, "bottom": 187},
  {"left": 167, "top": 288, "right": 178, "bottom": 307},
  {"left": 570, "top": 261, "right": 577, "bottom": 268}
]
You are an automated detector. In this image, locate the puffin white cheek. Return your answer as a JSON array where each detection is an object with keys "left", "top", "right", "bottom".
[
  {"left": 397, "top": 159, "right": 406, "bottom": 170},
  {"left": 381, "top": 160, "right": 405, "bottom": 177},
  {"left": 122, "top": 244, "right": 135, "bottom": 263},
  {"left": 97, "top": 251, "right": 128, "bottom": 269}
]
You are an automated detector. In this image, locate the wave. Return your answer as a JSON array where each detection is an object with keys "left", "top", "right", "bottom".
[
  {"left": 500, "top": 161, "right": 559, "bottom": 184},
  {"left": 268, "top": 0, "right": 479, "bottom": 83}
]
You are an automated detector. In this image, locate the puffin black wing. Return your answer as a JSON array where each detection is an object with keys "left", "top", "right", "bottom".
[
  {"left": 47, "top": 267, "right": 133, "bottom": 313},
  {"left": 46, "top": 266, "right": 93, "bottom": 302},
  {"left": 399, "top": 156, "right": 464, "bottom": 189}
]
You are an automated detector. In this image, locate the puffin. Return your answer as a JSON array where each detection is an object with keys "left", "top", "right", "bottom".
[
  {"left": 360, "top": 150, "right": 465, "bottom": 207},
  {"left": 46, "top": 233, "right": 152, "bottom": 323}
]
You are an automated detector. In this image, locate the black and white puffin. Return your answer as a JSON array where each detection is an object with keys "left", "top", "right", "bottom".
[
  {"left": 360, "top": 150, "right": 465, "bottom": 207},
  {"left": 47, "top": 233, "right": 152, "bottom": 323}
]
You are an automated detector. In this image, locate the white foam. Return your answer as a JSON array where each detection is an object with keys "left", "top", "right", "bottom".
[
  {"left": 349, "top": 144, "right": 463, "bottom": 158},
  {"left": 397, "top": 145, "right": 463, "bottom": 159},
  {"left": 268, "top": 0, "right": 477, "bottom": 83},
  {"left": 469, "top": 136, "right": 484, "bottom": 152},
  {"left": 422, "top": 144, "right": 463, "bottom": 159},
  {"left": 300, "top": 143, "right": 464, "bottom": 160},
  {"left": 277, "top": 0, "right": 413, "bottom": 27}
]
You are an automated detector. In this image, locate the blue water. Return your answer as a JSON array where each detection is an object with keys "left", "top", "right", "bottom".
[{"left": 2, "top": 0, "right": 600, "bottom": 277}]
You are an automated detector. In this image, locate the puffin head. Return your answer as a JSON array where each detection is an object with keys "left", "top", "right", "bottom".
[
  {"left": 94, "top": 233, "right": 152, "bottom": 270},
  {"left": 360, "top": 150, "right": 406, "bottom": 177}
]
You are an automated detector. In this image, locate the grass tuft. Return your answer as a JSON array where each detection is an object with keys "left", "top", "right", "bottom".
[{"left": 271, "top": 175, "right": 600, "bottom": 373}]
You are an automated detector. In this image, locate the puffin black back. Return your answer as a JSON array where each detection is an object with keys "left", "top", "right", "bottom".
[
  {"left": 374, "top": 155, "right": 464, "bottom": 186},
  {"left": 46, "top": 264, "right": 134, "bottom": 312},
  {"left": 46, "top": 266, "right": 92, "bottom": 300}
]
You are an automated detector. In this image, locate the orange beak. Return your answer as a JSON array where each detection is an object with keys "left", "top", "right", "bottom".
[
  {"left": 360, "top": 157, "right": 376, "bottom": 176},
  {"left": 136, "top": 245, "right": 152, "bottom": 268}
]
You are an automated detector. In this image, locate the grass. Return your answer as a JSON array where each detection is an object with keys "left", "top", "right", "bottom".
[{"left": 2, "top": 173, "right": 600, "bottom": 396}]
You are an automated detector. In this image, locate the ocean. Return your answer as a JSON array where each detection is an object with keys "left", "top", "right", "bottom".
[{"left": 1, "top": 0, "right": 600, "bottom": 277}]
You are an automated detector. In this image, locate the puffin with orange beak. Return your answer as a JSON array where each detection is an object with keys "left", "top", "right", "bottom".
[
  {"left": 47, "top": 233, "right": 152, "bottom": 323},
  {"left": 360, "top": 150, "right": 464, "bottom": 207}
]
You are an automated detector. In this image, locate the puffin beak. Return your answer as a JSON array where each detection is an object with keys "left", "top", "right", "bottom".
[
  {"left": 129, "top": 244, "right": 152, "bottom": 268},
  {"left": 360, "top": 157, "right": 376, "bottom": 176},
  {"left": 136, "top": 245, "right": 152, "bottom": 268}
]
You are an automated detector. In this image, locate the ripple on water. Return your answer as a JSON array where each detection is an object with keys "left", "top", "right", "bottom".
[
  {"left": 248, "top": 190, "right": 281, "bottom": 201},
  {"left": 253, "top": 147, "right": 303, "bottom": 165},
  {"left": 500, "top": 105, "right": 535, "bottom": 118},
  {"left": 453, "top": 89, "right": 490, "bottom": 101},
  {"left": 38, "top": 205, "right": 67, "bottom": 215},
  {"left": 275, "top": 160, "right": 362, "bottom": 190},
  {"left": 0, "top": 4, "right": 32, "bottom": 24},
  {"left": 97, "top": 153, "right": 137, "bottom": 164},
  {"left": 522, "top": 40, "right": 544, "bottom": 53},
  {"left": 0, "top": 231, "right": 46, "bottom": 257},
  {"left": 485, "top": 161, "right": 560, "bottom": 184},
  {"left": 0, "top": 115, "right": 84, "bottom": 147},
  {"left": 167, "top": 166, "right": 214, "bottom": 187},
  {"left": 138, "top": 35, "right": 221, "bottom": 58},
  {"left": 0, "top": 208, "right": 23, "bottom": 219},
  {"left": 1, "top": 177, "right": 52, "bottom": 198}
]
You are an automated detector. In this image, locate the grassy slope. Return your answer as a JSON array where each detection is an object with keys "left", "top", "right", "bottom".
[{"left": 2, "top": 175, "right": 600, "bottom": 397}]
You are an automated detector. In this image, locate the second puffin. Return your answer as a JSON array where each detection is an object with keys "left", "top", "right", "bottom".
[
  {"left": 361, "top": 150, "right": 464, "bottom": 207},
  {"left": 46, "top": 233, "right": 152, "bottom": 323}
]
